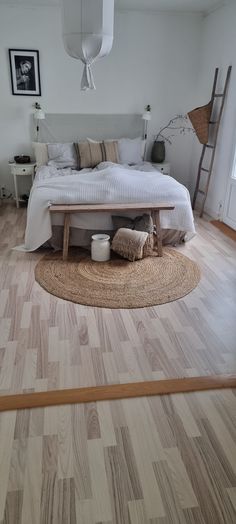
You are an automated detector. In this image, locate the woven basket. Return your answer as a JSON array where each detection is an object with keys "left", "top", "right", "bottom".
[{"left": 188, "top": 101, "right": 212, "bottom": 145}]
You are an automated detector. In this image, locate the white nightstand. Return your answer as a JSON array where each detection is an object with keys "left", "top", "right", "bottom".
[
  {"left": 9, "top": 162, "right": 36, "bottom": 208},
  {"left": 152, "top": 162, "right": 171, "bottom": 176}
]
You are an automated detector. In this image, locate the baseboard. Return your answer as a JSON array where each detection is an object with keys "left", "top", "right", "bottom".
[
  {"left": 211, "top": 220, "right": 236, "bottom": 241},
  {"left": 0, "top": 198, "right": 15, "bottom": 205},
  {"left": 203, "top": 204, "right": 218, "bottom": 220}
]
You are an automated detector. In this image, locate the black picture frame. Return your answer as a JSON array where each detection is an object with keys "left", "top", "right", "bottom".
[{"left": 9, "top": 49, "right": 41, "bottom": 96}]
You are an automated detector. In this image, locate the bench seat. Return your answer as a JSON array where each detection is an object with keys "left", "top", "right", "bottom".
[{"left": 49, "top": 202, "right": 175, "bottom": 260}]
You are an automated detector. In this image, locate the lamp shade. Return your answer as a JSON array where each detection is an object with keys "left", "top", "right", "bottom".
[
  {"left": 62, "top": 0, "right": 114, "bottom": 90},
  {"left": 142, "top": 111, "right": 151, "bottom": 121},
  {"left": 34, "top": 109, "right": 45, "bottom": 120}
]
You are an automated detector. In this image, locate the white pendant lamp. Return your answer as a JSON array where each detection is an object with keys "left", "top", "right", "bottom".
[{"left": 62, "top": 0, "right": 114, "bottom": 91}]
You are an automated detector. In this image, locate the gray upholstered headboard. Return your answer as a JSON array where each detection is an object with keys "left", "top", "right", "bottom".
[{"left": 35, "top": 113, "right": 143, "bottom": 143}]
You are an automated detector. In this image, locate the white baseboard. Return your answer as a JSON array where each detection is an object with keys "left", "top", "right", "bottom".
[
  {"left": 204, "top": 204, "right": 218, "bottom": 220},
  {"left": 0, "top": 198, "right": 15, "bottom": 206}
]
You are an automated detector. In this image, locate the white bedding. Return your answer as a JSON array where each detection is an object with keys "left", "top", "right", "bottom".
[{"left": 21, "top": 162, "right": 195, "bottom": 251}]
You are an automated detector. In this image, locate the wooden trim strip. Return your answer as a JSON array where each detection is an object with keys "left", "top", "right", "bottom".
[
  {"left": 0, "top": 375, "right": 236, "bottom": 412},
  {"left": 49, "top": 202, "right": 175, "bottom": 213},
  {"left": 211, "top": 220, "right": 236, "bottom": 242}
]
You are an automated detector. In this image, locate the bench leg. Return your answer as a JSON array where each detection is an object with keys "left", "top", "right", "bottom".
[
  {"left": 63, "top": 214, "right": 70, "bottom": 261},
  {"left": 152, "top": 210, "right": 163, "bottom": 256}
]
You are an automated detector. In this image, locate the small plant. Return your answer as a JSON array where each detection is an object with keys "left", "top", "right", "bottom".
[{"left": 154, "top": 114, "right": 195, "bottom": 145}]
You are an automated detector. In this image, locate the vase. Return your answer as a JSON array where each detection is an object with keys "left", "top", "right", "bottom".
[
  {"left": 91, "top": 234, "right": 110, "bottom": 262},
  {"left": 151, "top": 141, "right": 166, "bottom": 163}
]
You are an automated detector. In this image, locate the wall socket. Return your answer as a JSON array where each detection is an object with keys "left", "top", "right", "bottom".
[{"left": 218, "top": 200, "right": 223, "bottom": 218}]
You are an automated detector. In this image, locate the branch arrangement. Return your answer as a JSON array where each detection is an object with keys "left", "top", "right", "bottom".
[{"left": 155, "top": 115, "right": 195, "bottom": 145}]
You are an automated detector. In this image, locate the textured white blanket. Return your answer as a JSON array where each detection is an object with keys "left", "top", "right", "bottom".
[{"left": 22, "top": 163, "right": 195, "bottom": 251}]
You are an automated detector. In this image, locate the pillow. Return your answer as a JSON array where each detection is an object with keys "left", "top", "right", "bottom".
[
  {"left": 134, "top": 214, "right": 153, "bottom": 233},
  {"left": 118, "top": 137, "right": 143, "bottom": 165},
  {"left": 32, "top": 142, "right": 48, "bottom": 168},
  {"left": 112, "top": 213, "right": 153, "bottom": 233},
  {"left": 112, "top": 216, "right": 134, "bottom": 231},
  {"left": 87, "top": 137, "right": 145, "bottom": 163},
  {"left": 47, "top": 143, "right": 77, "bottom": 169},
  {"left": 102, "top": 141, "right": 119, "bottom": 163},
  {"left": 86, "top": 138, "right": 101, "bottom": 144},
  {"left": 76, "top": 141, "right": 104, "bottom": 168},
  {"left": 87, "top": 138, "right": 119, "bottom": 163}
]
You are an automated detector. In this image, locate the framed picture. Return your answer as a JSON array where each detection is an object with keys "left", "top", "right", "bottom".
[{"left": 9, "top": 49, "right": 41, "bottom": 96}]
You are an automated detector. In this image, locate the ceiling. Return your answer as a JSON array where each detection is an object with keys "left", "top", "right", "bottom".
[{"left": 0, "top": 0, "right": 229, "bottom": 15}]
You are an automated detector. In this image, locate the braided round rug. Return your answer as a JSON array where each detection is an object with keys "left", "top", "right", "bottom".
[{"left": 35, "top": 248, "right": 200, "bottom": 309}]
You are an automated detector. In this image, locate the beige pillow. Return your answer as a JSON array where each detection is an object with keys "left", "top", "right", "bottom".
[
  {"left": 87, "top": 138, "right": 119, "bottom": 163},
  {"left": 102, "top": 141, "right": 119, "bottom": 163},
  {"left": 32, "top": 142, "right": 48, "bottom": 168},
  {"left": 76, "top": 141, "right": 104, "bottom": 168}
]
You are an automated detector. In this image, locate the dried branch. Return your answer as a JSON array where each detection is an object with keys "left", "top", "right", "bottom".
[{"left": 154, "top": 114, "right": 195, "bottom": 143}]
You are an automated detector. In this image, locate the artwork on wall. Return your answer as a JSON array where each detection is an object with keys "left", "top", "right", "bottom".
[{"left": 9, "top": 49, "right": 41, "bottom": 96}]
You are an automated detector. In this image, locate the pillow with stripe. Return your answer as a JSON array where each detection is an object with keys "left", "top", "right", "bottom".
[
  {"left": 102, "top": 141, "right": 119, "bottom": 163},
  {"left": 76, "top": 141, "right": 104, "bottom": 169}
]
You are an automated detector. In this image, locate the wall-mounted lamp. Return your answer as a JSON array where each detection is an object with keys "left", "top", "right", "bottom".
[
  {"left": 34, "top": 102, "right": 45, "bottom": 141},
  {"left": 142, "top": 104, "right": 151, "bottom": 140}
]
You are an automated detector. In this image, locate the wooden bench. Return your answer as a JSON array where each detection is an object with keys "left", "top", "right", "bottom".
[{"left": 49, "top": 202, "right": 175, "bottom": 260}]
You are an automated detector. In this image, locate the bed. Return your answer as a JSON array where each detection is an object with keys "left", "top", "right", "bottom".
[
  {"left": 20, "top": 113, "right": 195, "bottom": 251},
  {"left": 22, "top": 160, "right": 195, "bottom": 251}
]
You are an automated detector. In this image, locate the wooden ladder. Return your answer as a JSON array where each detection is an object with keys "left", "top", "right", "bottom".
[{"left": 192, "top": 66, "right": 232, "bottom": 217}]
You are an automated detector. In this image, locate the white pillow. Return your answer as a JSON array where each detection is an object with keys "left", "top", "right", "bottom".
[
  {"left": 86, "top": 137, "right": 114, "bottom": 144},
  {"left": 86, "top": 137, "right": 101, "bottom": 143},
  {"left": 47, "top": 143, "right": 77, "bottom": 169},
  {"left": 118, "top": 137, "right": 144, "bottom": 165},
  {"left": 32, "top": 142, "right": 48, "bottom": 168}
]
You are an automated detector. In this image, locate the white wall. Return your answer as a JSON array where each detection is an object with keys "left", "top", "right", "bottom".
[
  {"left": 0, "top": 5, "right": 202, "bottom": 195},
  {"left": 190, "top": 3, "right": 236, "bottom": 218}
]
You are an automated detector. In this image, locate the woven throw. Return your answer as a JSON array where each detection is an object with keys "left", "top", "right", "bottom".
[
  {"left": 143, "top": 233, "right": 157, "bottom": 258},
  {"left": 112, "top": 228, "right": 148, "bottom": 261}
]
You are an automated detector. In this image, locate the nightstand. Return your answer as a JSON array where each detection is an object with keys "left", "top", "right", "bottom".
[
  {"left": 9, "top": 162, "right": 36, "bottom": 208},
  {"left": 152, "top": 162, "right": 171, "bottom": 176}
]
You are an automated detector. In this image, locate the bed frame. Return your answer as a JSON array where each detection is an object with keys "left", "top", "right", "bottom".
[{"left": 34, "top": 113, "right": 144, "bottom": 143}]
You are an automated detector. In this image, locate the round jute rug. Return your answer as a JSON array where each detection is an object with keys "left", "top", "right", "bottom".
[{"left": 35, "top": 248, "right": 200, "bottom": 309}]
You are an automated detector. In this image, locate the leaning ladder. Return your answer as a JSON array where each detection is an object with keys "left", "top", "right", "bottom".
[{"left": 192, "top": 65, "right": 232, "bottom": 217}]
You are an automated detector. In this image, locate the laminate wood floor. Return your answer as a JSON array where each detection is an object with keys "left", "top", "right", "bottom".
[{"left": 0, "top": 204, "right": 236, "bottom": 523}]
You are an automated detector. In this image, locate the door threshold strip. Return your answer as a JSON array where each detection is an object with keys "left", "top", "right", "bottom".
[{"left": 0, "top": 374, "right": 236, "bottom": 412}]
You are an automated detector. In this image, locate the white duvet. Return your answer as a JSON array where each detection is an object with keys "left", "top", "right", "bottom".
[{"left": 22, "top": 162, "right": 195, "bottom": 251}]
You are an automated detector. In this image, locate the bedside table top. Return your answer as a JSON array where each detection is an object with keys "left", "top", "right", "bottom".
[
  {"left": 152, "top": 161, "right": 170, "bottom": 166},
  {"left": 9, "top": 162, "right": 36, "bottom": 167}
]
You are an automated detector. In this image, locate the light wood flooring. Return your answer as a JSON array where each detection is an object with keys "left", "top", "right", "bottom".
[{"left": 0, "top": 204, "right": 236, "bottom": 523}]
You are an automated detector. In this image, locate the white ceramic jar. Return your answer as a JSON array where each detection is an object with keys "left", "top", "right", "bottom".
[{"left": 91, "top": 234, "right": 111, "bottom": 262}]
